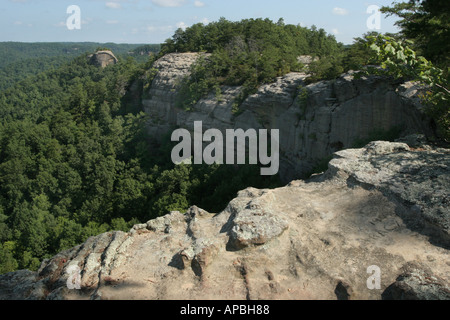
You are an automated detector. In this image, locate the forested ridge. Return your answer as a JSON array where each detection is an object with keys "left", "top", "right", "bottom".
[
  {"left": 161, "top": 12, "right": 447, "bottom": 139},
  {"left": 0, "top": 49, "right": 279, "bottom": 273},
  {"left": 160, "top": 17, "right": 349, "bottom": 111},
  {"left": 0, "top": 42, "right": 160, "bottom": 91},
  {"left": 0, "top": 0, "right": 448, "bottom": 274}
]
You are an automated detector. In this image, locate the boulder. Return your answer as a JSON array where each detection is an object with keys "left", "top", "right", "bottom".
[{"left": 88, "top": 50, "right": 118, "bottom": 68}]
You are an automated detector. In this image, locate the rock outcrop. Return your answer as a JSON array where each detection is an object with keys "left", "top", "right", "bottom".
[
  {"left": 88, "top": 50, "right": 118, "bottom": 68},
  {"left": 1, "top": 141, "right": 448, "bottom": 300},
  {"left": 143, "top": 53, "right": 433, "bottom": 182},
  {"left": 1, "top": 53, "right": 446, "bottom": 300}
]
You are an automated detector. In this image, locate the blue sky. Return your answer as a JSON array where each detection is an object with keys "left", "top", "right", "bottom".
[{"left": 2, "top": 0, "right": 401, "bottom": 44}]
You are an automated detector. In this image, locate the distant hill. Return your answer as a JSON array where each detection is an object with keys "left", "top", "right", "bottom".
[
  {"left": 0, "top": 42, "right": 160, "bottom": 91},
  {"left": 0, "top": 42, "right": 160, "bottom": 68}
]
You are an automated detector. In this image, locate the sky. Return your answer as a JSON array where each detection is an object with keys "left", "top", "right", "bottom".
[{"left": 1, "top": 0, "right": 402, "bottom": 45}]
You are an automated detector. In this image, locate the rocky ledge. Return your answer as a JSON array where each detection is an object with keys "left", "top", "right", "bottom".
[
  {"left": 88, "top": 50, "right": 118, "bottom": 68},
  {"left": 142, "top": 53, "right": 434, "bottom": 183},
  {"left": 0, "top": 141, "right": 448, "bottom": 300}
]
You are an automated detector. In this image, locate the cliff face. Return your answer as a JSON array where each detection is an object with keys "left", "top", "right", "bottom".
[
  {"left": 143, "top": 53, "right": 433, "bottom": 182},
  {"left": 0, "top": 141, "right": 448, "bottom": 300},
  {"left": 88, "top": 50, "right": 118, "bottom": 68},
  {"left": 1, "top": 54, "right": 447, "bottom": 301}
]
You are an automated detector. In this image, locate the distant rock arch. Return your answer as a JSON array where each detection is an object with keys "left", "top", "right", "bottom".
[{"left": 88, "top": 50, "right": 118, "bottom": 68}]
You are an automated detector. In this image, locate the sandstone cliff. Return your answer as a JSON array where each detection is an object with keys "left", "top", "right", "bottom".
[
  {"left": 1, "top": 53, "right": 447, "bottom": 301},
  {"left": 88, "top": 50, "right": 118, "bottom": 68},
  {"left": 143, "top": 53, "right": 433, "bottom": 182},
  {"left": 0, "top": 141, "right": 448, "bottom": 300}
]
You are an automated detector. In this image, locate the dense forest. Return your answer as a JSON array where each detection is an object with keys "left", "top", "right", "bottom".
[
  {"left": 160, "top": 17, "right": 349, "bottom": 111},
  {"left": 0, "top": 48, "right": 279, "bottom": 273},
  {"left": 161, "top": 8, "right": 448, "bottom": 138},
  {"left": 0, "top": 0, "right": 448, "bottom": 274},
  {"left": 0, "top": 42, "right": 160, "bottom": 91}
]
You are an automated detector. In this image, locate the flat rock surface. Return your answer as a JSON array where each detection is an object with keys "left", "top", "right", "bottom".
[{"left": 1, "top": 142, "right": 448, "bottom": 300}]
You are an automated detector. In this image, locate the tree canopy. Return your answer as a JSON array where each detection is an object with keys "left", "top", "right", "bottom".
[
  {"left": 381, "top": 0, "right": 450, "bottom": 68},
  {"left": 1, "top": 11, "right": 448, "bottom": 274},
  {"left": 160, "top": 18, "right": 345, "bottom": 111},
  {"left": 376, "top": 1, "right": 449, "bottom": 140},
  {"left": 0, "top": 48, "right": 280, "bottom": 274}
]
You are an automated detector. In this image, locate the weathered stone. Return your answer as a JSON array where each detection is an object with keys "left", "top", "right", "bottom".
[
  {"left": 142, "top": 53, "right": 434, "bottom": 183},
  {"left": 0, "top": 143, "right": 439, "bottom": 301},
  {"left": 327, "top": 141, "right": 450, "bottom": 247},
  {"left": 382, "top": 263, "right": 450, "bottom": 300},
  {"left": 297, "top": 55, "right": 319, "bottom": 65},
  {"left": 88, "top": 50, "right": 118, "bottom": 68},
  {"left": 0, "top": 270, "right": 38, "bottom": 300},
  {"left": 3, "top": 50, "right": 447, "bottom": 302},
  {"left": 229, "top": 197, "right": 289, "bottom": 248},
  {"left": 146, "top": 210, "right": 185, "bottom": 233}
]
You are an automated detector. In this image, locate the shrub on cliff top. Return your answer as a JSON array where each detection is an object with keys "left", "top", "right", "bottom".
[{"left": 162, "top": 18, "right": 343, "bottom": 111}]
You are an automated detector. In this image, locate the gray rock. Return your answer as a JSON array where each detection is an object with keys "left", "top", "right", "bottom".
[
  {"left": 142, "top": 53, "right": 434, "bottom": 183},
  {"left": 0, "top": 270, "right": 38, "bottom": 300},
  {"left": 383, "top": 263, "right": 450, "bottom": 300},
  {"left": 88, "top": 50, "right": 118, "bottom": 68},
  {"left": 229, "top": 197, "right": 289, "bottom": 248},
  {"left": 327, "top": 141, "right": 450, "bottom": 247},
  {"left": 1, "top": 143, "right": 449, "bottom": 300},
  {"left": 297, "top": 55, "right": 319, "bottom": 65},
  {"left": 0, "top": 51, "right": 447, "bottom": 301}
]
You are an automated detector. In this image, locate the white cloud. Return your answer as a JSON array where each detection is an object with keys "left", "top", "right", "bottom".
[
  {"left": 13, "top": 21, "right": 23, "bottom": 25},
  {"left": 106, "top": 2, "right": 122, "bottom": 9},
  {"left": 332, "top": 7, "right": 349, "bottom": 16},
  {"left": 106, "top": 20, "right": 119, "bottom": 24},
  {"left": 151, "top": 0, "right": 186, "bottom": 7},
  {"left": 331, "top": 28, "right": 339, "bottom": 35},
  {"left": 194, "top": 0, "right": 205, "bottom": 7},
  {"left": 176, "top": 21, "right": 187, "bottom": 30}
]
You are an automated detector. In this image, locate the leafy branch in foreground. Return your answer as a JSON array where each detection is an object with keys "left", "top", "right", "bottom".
[{"left": 358, "top": 34, "right": 449, "bottom": 141}]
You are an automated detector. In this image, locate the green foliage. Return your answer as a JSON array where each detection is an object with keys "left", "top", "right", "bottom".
[
  {"left": 127, "top": 45, "right": 161, "bottom": 64},
  {"left": 0, "top": 42, "right": 159, "bottom": 91},
  {"left": 175, "top": 55, "right": 219, "bottom": 111},
  {"left": 0, "top": 45, "right": 282, "bottom": 273},
  {"left": 380, "top": 0, "right": 450, "bottom": 68},
  {"left": 0, "top": 42, "right": 149, "bottom": 69},
  {"left": 297, "top": 86, "right": 309, "bottom": 113},
  {"left": 306, "top": 54, "right": 345, "bottom": 83},
  {"left": 0, "top": 241, "right": 18, "bottom": 274},
  {"left": 164, "top": 18, "right": 343, "bottom": 111},
  {"left": 342, "top": 32, "right": 381, "bottom": 71},
  {"left": 359, "top": 34, "right": 449, "bottom": 141},
  {"left": 142, "top": 67, "right": 159, "bottom": 97},
  {"left": 377, "top": 1, "right": 449, "bottom": 140}
]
